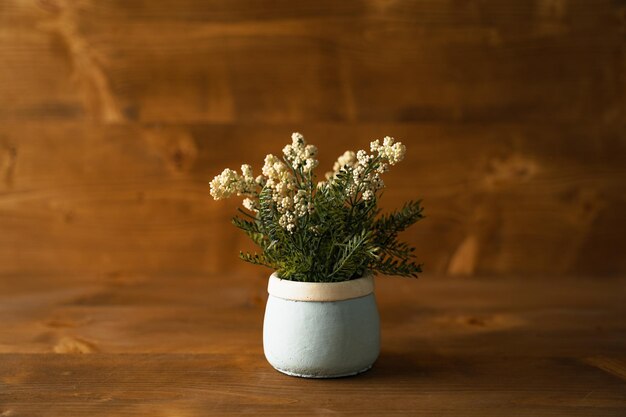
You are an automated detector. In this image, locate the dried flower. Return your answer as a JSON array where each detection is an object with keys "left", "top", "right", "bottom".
[
  {"left": 370, "top": 136, "right": 406, "bottom": 166},
  {"left": 209, "top": 132, "right": 423, "bottom": 281},
  {"left": 210, "top": 166, "right": 257, "bottom": 200},
  {"left": 210, "top": 133, "right": 410, "bottom": 234},
  {"left": 283, "top": 132, "right": 319, "bottom": 173}
]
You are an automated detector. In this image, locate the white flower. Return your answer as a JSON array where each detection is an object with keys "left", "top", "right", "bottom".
[
  {"left": 318, "top": 150, "right": 358, "bottom": 187},
  {"left": 324, "top": 137, "right": 405, "bottom": 201},
  {"left": 241, "top": 164, "right": 253, "bottom": 178},
  {"left": 283, "top": 132, "right": 319, "bottom": 173},
  {"left": 210, "top": 167, "right": 257, "bottom": 200},
  {"left": 242, "top": 197, "right": 258, "bottom": 212},
  {"left": 362, "top": 190, "right": 374, "bottom": 201},
  {"left": 303, "top": 158, "right": 317, "bottom": 172},
  {"left": 356, "top": 149, "right": 371, "bottom": 165},
  {"left": 291, "top": 132, "right": 304, "bottom": 145},
  {"left": 253, "top": 133, "right": 319, "bottom": 232},
  {"left": 370, "top": 136, "right": 406, "bottom": 165},
  {"left": 293, "top": 189, "right": 313, "bottom": 217},
  {"left": 211, "top": 133, "right": 405, "bottom": 233},
  {"left": 260, "top": 142, "right": 316, "bottom": 232},
  {"left": 279, "top": 212, "right": 296, "bottom": 232},
  {"left": 262, "top": 154, "right": 288, "bottom": 180},
  {"left": 239, "top": 164, "right": 257, "bottom": 193},
  {"left": 209, "top": 168, "right": 240, "bottom": 200},
  {"left": 279, "top": 196, "right": 292, "bottom": 210},
  {"left": 332, "top": 150, "right": 357, "bottom": 173}
]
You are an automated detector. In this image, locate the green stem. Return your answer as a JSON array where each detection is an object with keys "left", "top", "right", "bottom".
[{"left": 327, "top": 232, "right": 367, "bottom": 280}]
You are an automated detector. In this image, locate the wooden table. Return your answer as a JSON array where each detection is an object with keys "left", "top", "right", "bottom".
[{"left": 1, "top": 273, "right": 625, "bottom": 416}]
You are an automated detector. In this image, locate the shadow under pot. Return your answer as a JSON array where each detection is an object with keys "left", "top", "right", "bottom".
[{"left": 263, "top": 272, "right": 380, "bottom": 378}]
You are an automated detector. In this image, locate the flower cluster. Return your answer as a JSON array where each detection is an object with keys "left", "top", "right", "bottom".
[
  {"left": 209, "top": 133, "right": 406, "bottom": 229},
  {"left": 332, "top": 150, "right": 357, "bottom": 173},
  {"left": 262, "top": 154, "right": 294, "bottom": 197},
  {"left": 347, "top": 150, "right": 383, "bottom": 200},
  {"left": 262, "top": 153, "right": 297, "bottom": 230},
  {"left": 209, "top": 132, "right": 423, "bottom": 282},
  {"left": 210, "top": 133, "right": 318, "bottom": 233},
  {"left": 260, "top": 134, "right": 317, "bottom": 232},
  {"left": 371, "top": 137, "right": 406, "bottom": 166},
  {"left": 283, "top": 132, "right": 319, "bottom": 173},
  {"left": 324, "top": 136, "right": 406, "bottom": 200},
  {"left": 209, "top": 164, "right": 258, "bottom": 201}
]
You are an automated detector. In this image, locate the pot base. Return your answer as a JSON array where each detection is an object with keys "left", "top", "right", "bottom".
[{"left": 271, "top": 364, "right": 373, "bottom": 379}]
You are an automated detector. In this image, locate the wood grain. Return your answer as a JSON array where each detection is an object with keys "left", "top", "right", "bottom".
[
  {"left": 2, "top": 354, "right": 626, "bottom": 416},
  {"left": 0, "top": 273, "right": 625, "bottom": 415},
  {"left": 2, "top": 2, "right": 625, "bottom": 413},
  {"left": 0, "top": 0, "right": 625, "bottom": 278},
  {"left": 0, "top": 123, "right": 624, "bottom": 278}
]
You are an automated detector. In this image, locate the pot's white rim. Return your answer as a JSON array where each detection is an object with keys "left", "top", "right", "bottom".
[{"left": 267, "top": 272, "right": 374, "bottom": 302}]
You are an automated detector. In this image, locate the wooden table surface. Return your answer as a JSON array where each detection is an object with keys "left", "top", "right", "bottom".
[{"left": 1, "top": 273, "right": 625, "bottom": 416}]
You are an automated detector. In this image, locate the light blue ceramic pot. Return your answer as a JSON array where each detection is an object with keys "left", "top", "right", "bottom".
[{"left": 263, "top": 272, "right": 380, "bottom": 378}]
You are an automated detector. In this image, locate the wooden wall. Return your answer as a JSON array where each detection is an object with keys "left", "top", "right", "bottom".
[{"left": 1, "top": 0, "right": 625, "bottom": 279}]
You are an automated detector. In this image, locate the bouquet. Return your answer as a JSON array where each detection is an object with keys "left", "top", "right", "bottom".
[{"left": 209, "top": 133, "right": 423, "bottom": 282}]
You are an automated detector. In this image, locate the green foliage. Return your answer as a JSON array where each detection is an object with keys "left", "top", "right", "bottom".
[{"left": 232, "top": 159, "right": 424, "bottom": 282}]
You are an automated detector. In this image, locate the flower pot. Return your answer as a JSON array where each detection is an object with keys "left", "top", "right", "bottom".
[{"left": 263, "top": 272, "right": 380, "bottom": 378}]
